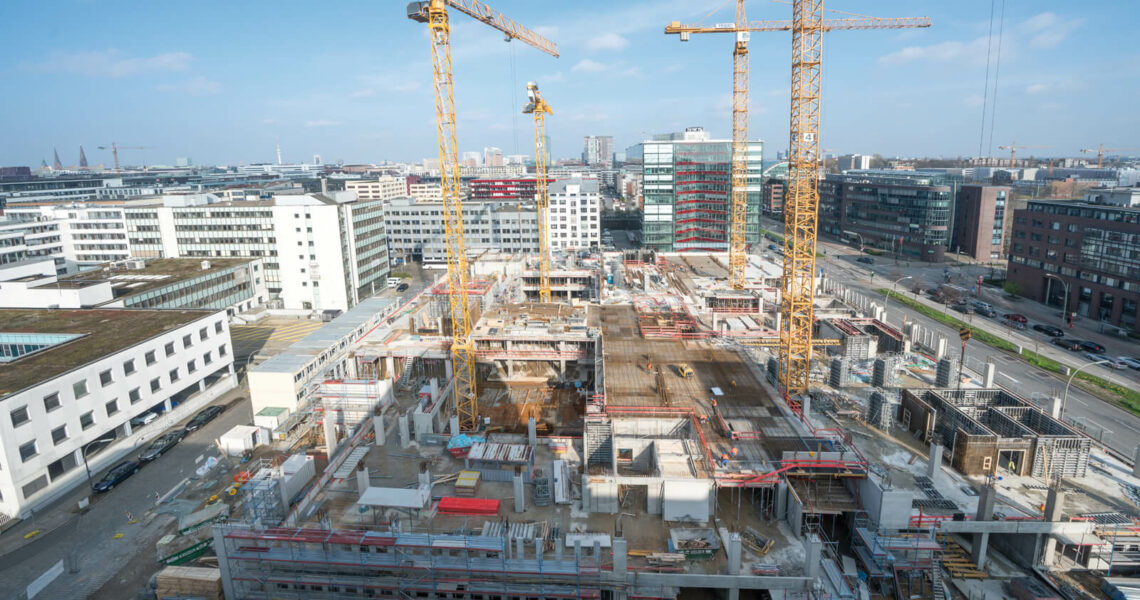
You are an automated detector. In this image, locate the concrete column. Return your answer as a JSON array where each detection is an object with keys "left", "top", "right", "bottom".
[
  {"left": 803, "top": 533, "right": 822, "bottom": 580},
  {"left": 775, "top": 481, "right": 788, "bottom": 520},
  {"left": 536, "top": 537, "right": 544, "bottom": 563},
  {"left": 727, "top": 532, "right": 742, "bottom": 575},
  {"left": 228, "top": 362, "right": 235, "bottom": 376},
  {"left": 613, "top": 538, "right": 627, "bottom": 574},
  {"left": 555, "top": 537, "right": 563, "bottom": 561},
  {"left": 516, "top": 538, "right": 525, "bottom": 560},
  {"left": 973, "top": 484, "right": 996, "bottom": 567},
  {"left": 775, "top": 312, "right": 781, "bottom": 331},
  {"left": 385, "top": 356, "right": 395, "bottom": 379},
  {"left": 418, "top": 463, "right": 432, "bottom": 490},
  {"left": 356, "top": 466, "right": 370, "bottom": 495},
  {"left": 528, "top": 417, "right": 537, "bottom": 446},
  {"left": 935, "top": 334, "right": 948, "bottom": 360},
  {"left": 927, "top": 443, "right": 944, "bottom": 479},
  {"left": 123, "top": 421, "right": 133, "bottom": 437},
  {"left": 444, "top": 358, "right": 453, "bottom": 380},
  {"left": 507, "top": 360, "right": 514, "bottom": 378},
  {"left": 974, "top": 532, "right": 990, "bottom": 569},
  {"left": 1133, "top": 446, "right": 1140, "bottom": 479},
  {"left": 450, "top": 415, "right": 461, "bottom": 436},
  {"left": 198, "top": 380, "right": 207, "bottom": 393},
  {"left": 801, "top": 395, "right": 811, "bottom": 418},
  {"left": 164, "top": 398, "right": 173, "bottom": 412},
  {"left": 983, "top": 362, "right": 996, "bottom": 388},
  {"left": 513, "top": 469, "right": 526, "bottom": 513},
  {"left": 1049, "top": 396, "right": 1063, "bottom": 420},
  {"left": 373, "top": 415, "right": 385, "bottom": 446},
  {"left": 430, "top": 377, "right": 440, "bottom": 403},
  {"left": 324, "top": 416, "right": 338, "bottom": 458},
  {"left": 1042, "top": 487, "right": 1067, "bottom": 567},
  {"left": 398, "top": 414, "right": 410, "bottom": 448},
  {"left": 903, "top": 340, "right": 913, "bottom": 354}
]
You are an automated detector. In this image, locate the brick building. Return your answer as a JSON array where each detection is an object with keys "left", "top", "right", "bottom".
[{"left": 952, "top": 185, "right": 1009, "bottom": 261}]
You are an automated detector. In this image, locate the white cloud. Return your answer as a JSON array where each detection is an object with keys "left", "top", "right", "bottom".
[
  {"left": 571, "top": 59, "right": 607, "bottom": 73},
  {"left": 25, "top": 49, "right": 192, "bottom": 78},
  {"left": 964, "top": 94, "right": 985, "bottom": 107},
  {"left": 155, "top": 76, "right": 220, "bottom": 95},
  {"left": 542, "top": 72, "right": 565, "bottom": 84},
  {"left": 878, "top": 36, "right": 994, "bottom": 66},
  {"left": 1025, "top": 83, "right": 1049, "bottom": 95},
  {"left": 349, "top": 89, "right": 376, "bottom": 99},
  {"left": 1020, "top": 12, "right": 1084, "bottom": 49},
  {"left": 586, "top": 33, "right": 629, "bottom": 51},
  {"left": 389, "top": 82, "right": 420, "bottom": 93},
  {"left": 305, "top": 120, "right": 342, "bottom": 128}
]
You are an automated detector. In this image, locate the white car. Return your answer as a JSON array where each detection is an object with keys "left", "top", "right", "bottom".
[{"left": 1118, "top": 356, "right": 1140, "bottom": 371}]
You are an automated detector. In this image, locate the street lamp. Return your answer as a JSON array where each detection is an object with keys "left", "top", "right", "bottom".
[
  {"left": 844, "top": 231, "right": 865, "bottom": 252},
  {"left": 1044, "top": 273, "right": 1071, "bottom": 329},
  {"left": 1061, "top": 359, "right": 1113, "bottom": 421},
  {"left": 885, "top": 276, "right": 912, "bottom": 322},
  {"left": 80, "top": 436, "right": 113, "bottom": 491}
]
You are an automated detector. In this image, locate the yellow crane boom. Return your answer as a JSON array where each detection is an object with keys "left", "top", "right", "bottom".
[
  {"left": 407, "top": 0, "right": 557, "bottom": 431},
  {"left": 997, "top": 142, "right": 1051, "bottom": 167},
  {"left": 523, "top": 82, "right": 553, "bottom": 303},
  {"left": 96, "top": 143, "right": 153, "bottom": 175},
  {"left": 1080, "top": 144, "right": 1140, "bottom": 169}
]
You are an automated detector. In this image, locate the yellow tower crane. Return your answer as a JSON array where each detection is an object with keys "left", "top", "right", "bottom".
[
  {"left": 523, "top": 82, "right": 554, "bottom": 303},
  {"left": 1080, "top": 144, "right": 1140, "bottom": 169},
  {"left": 666, "top": 4, "right": 930, "bottom": 400},
  {"left": 407, "top": 0, "right": 558, "bottom": 431},
  {"left": 997, "top": 142, "right": 1051, "bottom": 168},
  {"left": 97, "top": 143, "right": 153, "bottom": 175}
]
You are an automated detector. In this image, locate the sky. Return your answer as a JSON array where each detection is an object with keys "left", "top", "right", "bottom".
[{"left": 2, "top": 0, "right": 1138, "bottom": 167}]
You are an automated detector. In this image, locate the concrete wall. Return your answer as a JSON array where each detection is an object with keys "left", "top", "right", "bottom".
[
  {"left": 785, "top": 483, "right": 804, "bottom": 538},
  {"left": 662, "top": 480, "right": 712, "bottom": 523},
  {"left": 853, "top": 476, "right": 914, "bottom": 530}
]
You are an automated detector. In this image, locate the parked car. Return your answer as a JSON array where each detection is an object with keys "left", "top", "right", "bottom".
[
  {"left": 1051, "top": 338, "right": 1082, "bottom": 351},
  {"left": 1087, "top": 353, "right": 1125, "bottom": 369},
  {"left": 1032, "top": 324, "right": 1065, "bottom": 337},
  {"left": 1119, "top": 357, "right": 1140, "bottom": 371},
  {"left": 129, "top": 411, "right": 160, "bottom": 428},
  {"left": 396, "top": 283, "right": 409, "bottom": 293},
  {"left": 92, "top": 460, "right": 141, "bottom": 493},
  {"left": 768, "top": 244, "right": 780, "bottom": 252},
  {"left": 951, "top": 304, "right": 975, "bottom": 315},
  {"left": 139, "top": 430, "right": 184, "bottom": 462},
  {"left": 856, "top": 256, "right": 874, "bottom": 265},
  {"left": 184, "top": 405, "right": 225, "bottom": 432},
  {"left": 1079, "top": 340, "right": 1107, "bottom": 354},
  {"left": 1003, "top": 313, "right": 1028, "bottom": 324}
]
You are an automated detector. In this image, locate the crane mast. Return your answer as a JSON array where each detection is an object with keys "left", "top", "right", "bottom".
[
  {"left": 523, "top": 82, "right": 554, "bottom": 303},
  {"left": 408, "top": 0, "right": 557, "bottom": 431},
  {"left": 728, "top": 0, "right": 750, "bottom": 290}
]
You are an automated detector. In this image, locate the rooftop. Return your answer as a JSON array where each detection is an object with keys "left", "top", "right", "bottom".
[
  {"left": 0, "top": 308, "right": 216, "bottom": 397},
  {"left": 59, "top": 258, "right": 255, "bottom": 297}
]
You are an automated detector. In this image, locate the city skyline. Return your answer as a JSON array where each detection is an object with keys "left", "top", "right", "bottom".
[{"left": 2, "top": 1, "right": 1137, "bottom": 167}]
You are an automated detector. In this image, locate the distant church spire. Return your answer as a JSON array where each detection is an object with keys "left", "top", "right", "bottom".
[
  {"left": 79, "top": 145, "right": 88, "bottom": 169},
  {"left": 52, "top": 148, "right": 63, "bottom": 170}
]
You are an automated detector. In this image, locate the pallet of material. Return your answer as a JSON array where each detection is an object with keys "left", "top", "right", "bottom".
[
  {"left": 155, "top": 565, "right": 223, "bottom": 600},
  {"left": 438, "top": 496, "right": 499, "bottom": 516},
  {"left": 454, "top": 471, "right": 480, "bottom": 497}
]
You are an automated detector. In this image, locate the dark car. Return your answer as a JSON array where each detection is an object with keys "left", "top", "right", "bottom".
[
  {"left": 139, "top": 430, "right": 184, "bottom": 462},
  {"left": 1032, "top": 324, "right": 1065, "bottom": 337},
  {"left": 1079, "top": 340, "right": 1107, "bottom": 354},
  {"left": 951, "top": 304, "right": 975, "bottom": 315},
  {"left": 92, "top": 460, "right": 140, "bottom": 493},
  {"left": 857, "top": 256, "right": 874, "bottom": 265},
  {"left": 1003, "top": 313, "right": 1028, "bottom": 324},
  {"left": 184, "top": 405, "right": 225, "bottom": 432},
  {"left": 768, "top": 244, "right": 780, "bottom": 252},
  {"left": 396, "top": 283, "right": 409, "bottom": 293},
  {"left": 1051, "top": 338, "right": 1082, "bottom": 351}
]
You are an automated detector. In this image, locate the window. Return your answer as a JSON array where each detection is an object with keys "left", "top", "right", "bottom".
[
  {"left": 129, "top": 388, "right": 141, "bottom": 404},
  {"left": 105, "top": 399, "right": 119, "bottom": 417},
  {"left": 982, "top": 456, "right": 993, "bottom": 471},
  {"left": 19, "top": 441, "right": 37, "bottom": 462},
  {"left": 215, "top": 321, "right": 223, "bottom": 334},
  {"left": 219, "top": 344, "right": 228, "bottom": 357},
  {"left": 199, "top": 327, "right": 208, "bottom": 341},
  {"left": 73, "top": 380, "right": 89, "bottom": 399},
  {"left": 99, "top": 369, "right": 113, "bottom": 387},
  {"left": 169, "top": 368, "right": 180, "bottom": 382},
  {"left": 51, "top": 425, "right": 68, "bottom": 445},
  {"left": 165, "top": 342, "right": 175, "bottom": 356},
  {"left": 43, "top": 393, "right": 60, "bottom": 413},
  {"left": 10, "top": 406, "right": 30, "bottom": 428},
  {"left": 182, "top": 334, "right": 192, "bottom": 348},
  {"left": 145, "top": 350, "right": 156, "bottom": 365},
  {"left": 123, "top": 359, "right": 136, "bottom": 375},
  {"left": 150, "top": 378, "right": 161, "bottom": 393},
  {"left": 203, "top": 351, "right": 213, "bottom": 365},
  {"left": 187, "top": 359, "right": 197, "bottom": 373}
]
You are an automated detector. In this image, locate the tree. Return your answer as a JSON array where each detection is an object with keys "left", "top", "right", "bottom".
[{"left": 1003, "top": 281, "right": 1022, "bottom": 297}]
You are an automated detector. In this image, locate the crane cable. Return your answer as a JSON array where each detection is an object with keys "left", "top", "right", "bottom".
[
  {"left": 509, "top": 41, "right": 520, "bottom": 157},
  {"left": 985, "top": 0, "right": 1006, "bottom": 162},
  {"left": 977, "top": 0, "right": 996, "bottom": 160}
]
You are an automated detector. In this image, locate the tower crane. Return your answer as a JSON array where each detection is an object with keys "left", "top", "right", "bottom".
[
  {"left": 523, "top": 82, "right": 554, "bottom": 303},
  {"left": 97, "top": 143, "right": 153, "bottom": 175},
  {"left": 1080, "top": 144, "right": 1140, "bottom": 169},
  {"left": 997, "top": 142, "right": 1051, "bottom": 168},
  {"left": 407, "top": 0, "right": 557, "bottom": 431},
  {"left": 667, "top": 4, "right": 930, "bottom": 400}
]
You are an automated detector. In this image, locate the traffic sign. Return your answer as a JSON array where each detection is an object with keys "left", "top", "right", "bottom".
[{"left": 959, "top": 327, "right": 972, "bottom": 342}]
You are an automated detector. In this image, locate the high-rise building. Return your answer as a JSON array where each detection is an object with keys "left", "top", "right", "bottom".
[
  {"left": 640, "top": 134, "right": 763, "bottom": 252},
  {"left": 461, "top": 151, "right": 481, "bottom": 168},
  {"left": 837, "top": 154, "right": 872, "bottom": 171},
  {"left": 582, "top": 136, "right": 614, "bottom": 168},
  {"left": 1007, "top": 196, "right": 1140, "bottom": 331},
  {"left": 125, "top": 192, "right": 388, "bottom": 311},
  {"left": 952, "top": 185, "right": 1009, "bottom": 261},
  {"left": 483, "top": 147, "right": 504, "bottom": 167},
  {"left": 547, "top": 177, "right": 601, "bottom": 250}
]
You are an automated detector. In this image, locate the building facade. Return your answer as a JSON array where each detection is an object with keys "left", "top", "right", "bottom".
[
  {"left": 837, "top": 154, "right": 872, "bottom": 171},
  {"left": 3, "top": 205, "right": 131, "bottom": 272},
  {"left": 469, "top": 178, "right": 546, "bottom": 203},
  {"left": 384, "top": 197, "right": 540, "bottom": 263},
  {"left": 641, "top": 136, "right": 763, "bottom": 252},
  {"left": 762, "top": 178, "right": 785, "bottom": 217},
  {"left": 1007, "top": 199, "right": 1140, "bottom": 331},
  {"left": 344, "top": 177, "right": 408, "bottom": 202},
  {"left": 0, "top": 309, "right": 235, "bottom": 519},
  {"left": 547, "top": 178, "right": 601, "bottom": 250},
  {"left": 582, "top": 136, "right": 614, "bottom": 168},
  {"left": 952, "top": 185, "right": 1009, "bottom": 261},
  {"left": 125, "top": 193, "right": 389, "bottom": 312}
]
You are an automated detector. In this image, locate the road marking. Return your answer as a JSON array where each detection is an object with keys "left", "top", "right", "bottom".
[
  {"left": 998, "top": 373, "right": 1020, "bottom": 384},
  {"left": 112, "top": 533, "right": 125, "bottom": 539},
  {"left": 24, "top": 529, "right": 41, "bottom": 540}
]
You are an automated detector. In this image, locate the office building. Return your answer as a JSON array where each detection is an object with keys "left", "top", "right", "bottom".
[
  {"left": 483, "top": 147, "right": 504, "bottom": 168},
  {"left": 837, "top": 154, "right": 872, "bottom": 171},
  {"left": 2, "top": 205, "right": 132, "bottom": 272},
  {"left": 125, "top": 192, "right": 388, "bottom": 312},
  {"left": 819, "top": 171, "right": 956, "bottom": 262},
  {"left": 1007, "top": 198, "right": 1140, "bottom": 331},
  {"left": 952, "top": 185, "right": 1009, "bottom": 261},
  {"left": 762, "top": 178, "right": 785, "bottom": 217},
  {"left": 0, "top": 308, "right": 235, "bottom": 519},
  {"left": 384, "top": 197, "right": 539, "bottom": 263},
  {"left": 408, "top": 183, "right": 442, "bottom": 203},
  {"left": 469, "top": 177, "right": 546, "bottom": 203},
  {"left": 582, "top": 135, "right": 614, "bottom": 168},
  {"left": 641, "top": 130, "right": 763, "bottom": 252},
  {"left": 547, "top": 177, "right": 601, "bottom": 250},
  {"left": 344, "top": 177, "right": 408, "bottom": 202}
]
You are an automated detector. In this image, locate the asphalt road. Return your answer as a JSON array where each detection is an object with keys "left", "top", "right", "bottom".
[
  {"left": 0, "top": 387, "right": 253, "bottom": 599},
  {"left": 813, "top": 240, "right": 1140, "bottom": 455}
]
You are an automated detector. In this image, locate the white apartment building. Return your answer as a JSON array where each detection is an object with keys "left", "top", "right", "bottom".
[
  {"left": 345, "top": 176, "right": 407, "bottom": 202},
  {"left": 408, "top": 183, "right": 442, "bottom": 202},
  {"left": 548, "top": 178, "right": 601, "bottom": 250},
  {"left": 1, "top": 205, "right": 131, "bottom": 272},
  {"left": 125, "top": 193, "right": 389, "bottom": 312},
  {"left": 384, "top": 197, "right": 540, "bottom": 264},
  {"left": 0, "top": 308, "right": 236, "bottom": 519}
]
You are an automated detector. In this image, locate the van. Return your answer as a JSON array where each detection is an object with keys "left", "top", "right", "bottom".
[
  {"left": 387, "top": 277, "right": 402, "bottom": 288},
  {"left": 971, "top": 300, "right": 996, "bottom": 317}
]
